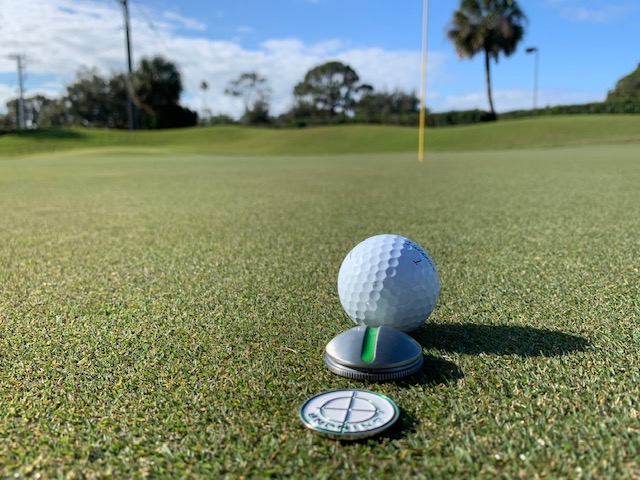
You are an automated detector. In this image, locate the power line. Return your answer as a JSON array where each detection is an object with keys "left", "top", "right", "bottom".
[
  {"left": 130, "top": 0, "right": 170, "bottom": 51},
  {"left": 113, "top": 0, "right": 199, "bottom": 123},
  {"left": 128, "top": 1, "right": 198, "bottom": 73},
  {"left": 129, "top": 0, "right": 199, "bottom": 116}
]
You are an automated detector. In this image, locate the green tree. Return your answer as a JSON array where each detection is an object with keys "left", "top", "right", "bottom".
[
  {"left": 134, "top": 56, "right": 182, "bottom": 128},
  {"left": 277, "top": 101, "right": 323, "bottom": 127},
  {"left": 4, "top": 95, "right": 54, "bottom": 128},
  {"left": 107, "top": 73, "right": 131, "bottom": 129},
  {"left": 134, "top": 56, "right": 196, "bottom": 129},
  {"left": 355, "top": 89, "right": 420, "bottom": 124},
  {"left": 293, "top": 61, "right": 366, "bottom": 119},
  {"left": 64, "top": 67, "right": 113, "bottom": 126},
  {"left": 58, "top": 68, "right": 129, "bottom": 128},
  {"left": 607, "top": 64, "right": 640, "bottom": 100},
  {"left": 17, "top": 57, "right": 194, "bottom": 130},
  {"left": 135, "top": 56, "right": 182, "bottom": 110},
  {"left": 224, "top": 72, "right": 272, "bottom": 124},
  {"left": 447, "top": 0, "right": 527, "bottom": 119},
  {"left": 38, "top": 99, "right": 70, "bottom": 127}
]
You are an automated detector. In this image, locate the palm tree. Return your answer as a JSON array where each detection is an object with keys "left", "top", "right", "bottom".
[{"left": 447, "top": 0, "right": 527, "bottom": 119}]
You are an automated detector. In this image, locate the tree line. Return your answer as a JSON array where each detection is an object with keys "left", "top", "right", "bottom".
[
  {"left": 0, "top": 57, "right": 421, "bottom": 130},
  {"left": 1, "top": 56, "right": 197, "bottom": 130},
  {"left": 4, "top": 0, "right": 639, "bottom": 130},
  {"left": 1, "top": 0, "right": 528, "bottom": 130},
  {"left": 226, "top": 61, "right": 422, "bottom": 127}
]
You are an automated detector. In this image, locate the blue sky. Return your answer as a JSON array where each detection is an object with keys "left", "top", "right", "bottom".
[{"left": 1, "top": 0, "right": 639, "bottom": 118}]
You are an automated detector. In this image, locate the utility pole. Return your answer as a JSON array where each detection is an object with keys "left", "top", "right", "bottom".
[
  {"left": 8, "top": 54, "right": 27, "bottom": 129},
  {"left": 118, "top": 0, "right": 136, "bottom": 130}
]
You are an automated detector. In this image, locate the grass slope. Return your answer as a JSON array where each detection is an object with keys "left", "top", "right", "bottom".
[
  {"left": 0, "top": 142, "right": 639, "bottom": 477},
  {"left": 2, "top": 115, "right": 640, "bottom": 157}
]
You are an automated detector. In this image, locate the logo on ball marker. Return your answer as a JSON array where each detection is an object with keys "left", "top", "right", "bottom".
[{"left": 299, "top": 389, "right": 399, "bottom": 439}]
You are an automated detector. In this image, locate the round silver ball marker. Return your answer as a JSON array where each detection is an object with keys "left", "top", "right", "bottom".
[
  {"left": 299, "top": 389, "right": 400, "bottom": 440},
  {"left": 325, "top": 325, "right": 423, "bottom": 381}
]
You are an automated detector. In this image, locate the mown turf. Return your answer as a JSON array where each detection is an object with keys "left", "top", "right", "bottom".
[
  {"left": 3, "top": 115, "right": 640, "bottom": 157},
  {"left": 0, "top": 142, "right": 639, "bottom": 478}
]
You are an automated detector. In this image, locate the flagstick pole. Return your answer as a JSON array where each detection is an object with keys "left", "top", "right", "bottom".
[{"left": 418, "top": 0, "right": 429, "bottom": 161}]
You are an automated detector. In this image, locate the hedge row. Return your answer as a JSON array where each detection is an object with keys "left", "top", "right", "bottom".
[
  {"left": 430, "top": 99, "right": 640, "bottom": 125},
  {"left": 283, "top": 99, "right": 640, "bottom": 129},
  {"left": 278, "top": 110, "right": 496, "bottom": 129},
  {"left": 5, "top": 99, "right": 640, "bottom": 133},
  {"left": 502, "top": 98, "right": 640, "bottom": 120}
]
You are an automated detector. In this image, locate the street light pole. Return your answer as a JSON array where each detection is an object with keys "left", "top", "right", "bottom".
[
  {"left": 526, "top": 47, "right": 539, "bottom": 111},
  {"left": 418, "top": 0, "right": 429, "bottom": 162}
]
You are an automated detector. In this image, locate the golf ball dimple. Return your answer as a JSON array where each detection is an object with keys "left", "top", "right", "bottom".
[{"left": 337, "top": 234, "right": 439, "bottom": 332}]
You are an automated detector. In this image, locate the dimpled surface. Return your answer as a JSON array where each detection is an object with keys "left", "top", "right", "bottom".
[{"left": 337, "top": 234, "right": 439, "bottom": 332}]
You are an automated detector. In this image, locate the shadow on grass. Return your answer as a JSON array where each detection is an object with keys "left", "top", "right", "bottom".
[
  {"left": 355, "top": 355, "right": 463, "bottom": 388},
  {"left": 415, "top": 322, "right": 589, "bottom": 357},
  {"left": 19, "top": 129, "right": 87, "bottom": 141},
  {"left": 340, "top": 324, "right": 589, "bottom": 442},
  {"left": 401, "top": 355, "right": 464, "bottom": 387},
  {"left": 329, "top": 408, "right": 421, "bottom": 444},
  {"left": 331, "top": 324, "right": 589, "bottom": 442}
]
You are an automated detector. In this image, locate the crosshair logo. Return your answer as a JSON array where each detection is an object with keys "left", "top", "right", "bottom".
[
  {"left": 320, "top": 391, "right": 378, "bottom": 425},
  {"left": 299, "top": 390, "right": 399, "bottom": 440}
]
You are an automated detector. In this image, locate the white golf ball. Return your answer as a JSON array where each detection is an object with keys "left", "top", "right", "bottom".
[{"left": 337, "top": 234, "right": 439, "bottom": 332}]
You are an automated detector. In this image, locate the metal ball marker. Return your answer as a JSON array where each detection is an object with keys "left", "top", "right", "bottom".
[
  {"left": 299, "top": 389, "right": 400, "bottom": 440},
  {"left": 325, "top": 325, "right": 424, "bottom": 381}
]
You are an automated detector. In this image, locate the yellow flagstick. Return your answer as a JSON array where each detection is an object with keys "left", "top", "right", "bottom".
[{"left": 418, "top": 0, "right": 429, "bottom": 161}]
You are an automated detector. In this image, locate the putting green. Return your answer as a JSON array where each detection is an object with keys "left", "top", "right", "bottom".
[{"left": 0, "top": 141, "right": 639, "bottom": 477}]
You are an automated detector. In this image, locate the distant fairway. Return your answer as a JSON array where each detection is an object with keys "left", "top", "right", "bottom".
[
  {"left": 3, "top": 114, "right": 640, "bottom": 156},
  {"left": 0, "top": 118, "right": 639, "bottom": 477}
]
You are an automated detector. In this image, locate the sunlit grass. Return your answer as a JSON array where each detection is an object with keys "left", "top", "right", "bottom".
[{"left": 0, "top": 141, "right": 639, "bottom": 477}]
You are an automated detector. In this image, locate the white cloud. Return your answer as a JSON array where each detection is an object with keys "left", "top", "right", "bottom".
[
  {"left": 0, "top": 0, "right": 446, "bottom": 119},
  {"left": 0, "top": 83, "right": 16, "bottom": 107},
  {"left": 0, "top": 0, "right": 123, "bottom": 77},
  {"left": 545, "top": 0, "right": 640, "bottom": 22},
  {"left": 338, "top": 48, "right": 447, "bottom": 93},
  {"left": 436, "top": 88, "right": 604, "bottom": 113},
  {"left": 1, "top": 0, "right": 609, "bottom": 120}
]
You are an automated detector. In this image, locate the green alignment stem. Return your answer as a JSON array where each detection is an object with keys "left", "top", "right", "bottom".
[{"left": 361, "top": 327, "right": 379, "bottom": 363}]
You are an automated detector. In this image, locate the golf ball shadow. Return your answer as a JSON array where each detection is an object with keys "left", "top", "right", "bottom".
[{"left": 414, "top": 322, "right": 589, "bottom": 357}]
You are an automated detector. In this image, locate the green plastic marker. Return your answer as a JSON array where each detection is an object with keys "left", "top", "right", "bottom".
[{"left": 361, "top": 327, "right": 379, "bottom": 362}]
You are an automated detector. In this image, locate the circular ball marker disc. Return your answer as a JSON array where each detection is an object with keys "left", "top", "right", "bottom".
[
  {"left": 325, "top": 326, "right": 424, "bottom": 381},
  {"left": 299, "top": 389, "right": 399, "bottom": 440}
]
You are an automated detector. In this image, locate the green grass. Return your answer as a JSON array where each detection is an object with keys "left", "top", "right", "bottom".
[
  {"left": 3, "top": 114, "right": 640, "bottom": 157},
  {"left": 0, "top": 123, "right": 639, "bottom": 477}
]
